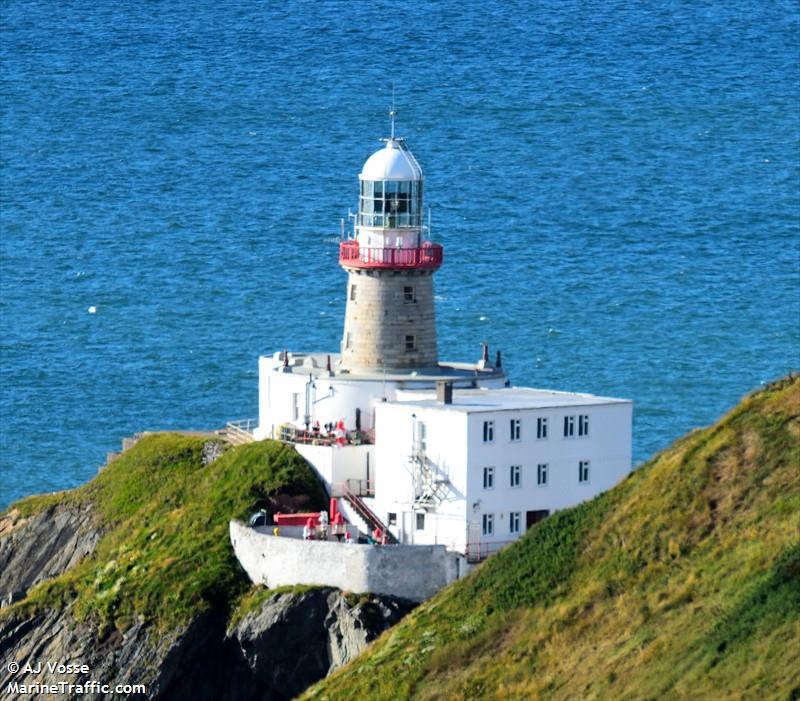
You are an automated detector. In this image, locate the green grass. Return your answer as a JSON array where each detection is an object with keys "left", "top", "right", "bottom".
[
  {"left": 1, "top": 435, "right": 327, "bottom": 633},
  {"left": 300, "top": 375, "right": 800, "bottom": 701}
]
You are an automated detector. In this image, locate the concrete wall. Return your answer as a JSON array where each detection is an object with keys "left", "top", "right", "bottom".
[
  {"left": 230, "top": 520, "right": 461, "bottom": 602},
  {"left": 340, "top": 268, "right": 438, "bottom": 370},
  {"left": 295, "top": 443, "right": 373, "bottom": 489}
]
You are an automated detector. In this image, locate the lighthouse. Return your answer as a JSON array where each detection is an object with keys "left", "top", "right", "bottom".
[
  {"left": 339, "top": 137, "right": 442, "bottom": 371},
  {"left": 245, "top": 121, "right": 632, "bottom": 584},
  {"left": 254, "top": 129, "right": 508, "bottom": 444}
]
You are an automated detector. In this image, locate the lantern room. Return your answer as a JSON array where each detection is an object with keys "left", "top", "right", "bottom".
[
  {"left": 358, "top": 139, "right": 423, "bottom": 232},
  {"left": 340, "top": 135, "right": 442, "bottom": 271}
]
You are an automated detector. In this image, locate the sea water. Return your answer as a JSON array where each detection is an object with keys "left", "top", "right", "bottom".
[{"left": 1, "top": 1, "right": 798, "bottom": 509}]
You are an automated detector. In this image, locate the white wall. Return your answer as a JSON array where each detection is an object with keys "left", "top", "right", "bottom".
[
  {"left": 255, "top": 356, "right": 509, "bottom": 441},
  {"left": 373, "top": 399, "right": 632, "bottom": 554},
  {"left": 256, "top": 359, "right": 395, "bottom": 439},
  {"left": 230, "top": 520, "right": 462, "bottom": 602},
  {"left": 295, "top": 443, "right": 374, "bottom": 489},
  {"left": 465, "top": 402, "right": 632, "bottom": 547},
  {"left": 374, "top": 403, "right": 469, "bottom": 551}
]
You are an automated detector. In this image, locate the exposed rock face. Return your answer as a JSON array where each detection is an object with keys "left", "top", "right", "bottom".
[
  {"left": 0, "top": 590, "right": 413, "bottom": 700},
  {"left": 0, "top": 507, "right": 413, "bottom": 701},
  {"left": 228, "top": 588, "right": 414, "bottom": 701},
  {"left": 0, "top": 505, "right": 102, "bottom": 608}
]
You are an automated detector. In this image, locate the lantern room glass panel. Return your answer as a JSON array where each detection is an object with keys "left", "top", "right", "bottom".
[{"left": 359, "top": 179, "right": 423, "bottom": 229}]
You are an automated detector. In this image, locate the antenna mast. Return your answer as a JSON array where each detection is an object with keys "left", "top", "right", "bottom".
[{"left": 390, "top": 82, "right": 396, "bottom": 139}]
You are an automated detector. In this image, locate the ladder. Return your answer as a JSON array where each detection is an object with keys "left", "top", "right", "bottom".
[{"left": 409, "top": 451, "right": 450, "bottom": 510}]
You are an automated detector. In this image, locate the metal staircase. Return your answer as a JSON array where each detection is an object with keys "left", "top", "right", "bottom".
[
  {"left": 334, "top": 482, "right": 398, "bottom": 544},
  {"left": 409, "top": 445, "right": 451, "bottom": 510},
  {"left": 225, "top": 419, "right": 257, "bottom": 446}
]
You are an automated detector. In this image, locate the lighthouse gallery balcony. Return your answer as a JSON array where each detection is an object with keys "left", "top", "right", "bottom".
[{"left": 339, "top": 240, "right": 443, "bottom": 270}]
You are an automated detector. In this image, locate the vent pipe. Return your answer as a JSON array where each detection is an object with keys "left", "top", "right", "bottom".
[{"left": 436, "top": 380, "right": 453, "bottom": 405}]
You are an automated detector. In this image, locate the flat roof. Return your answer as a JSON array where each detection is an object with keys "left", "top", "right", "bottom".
[
  {"left": 386, "top": 387, "right": 631, "bottom": 413},
  {"left": 260, "top": 351, "right": 506, "bottom": 383}
]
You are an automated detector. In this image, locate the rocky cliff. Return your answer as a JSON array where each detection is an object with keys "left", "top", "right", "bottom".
[
  {"left": 0, "top": 436, "right": 414, "bottom": 700},
  {"left": 0, "top": 504, "right": 101, "bottom": 608},
  {"left": 1, "top": 583, "right": 411, "bottom": 701}
]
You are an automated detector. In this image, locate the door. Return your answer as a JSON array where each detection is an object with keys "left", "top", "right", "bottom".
[
  {"left": 466, "top": 521, "right": 482, "bottom": 562},
  {"left": 526, "top": 509, "right": 549, "bottom": 529}
]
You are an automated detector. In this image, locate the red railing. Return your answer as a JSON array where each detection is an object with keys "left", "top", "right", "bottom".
[
  {"left": 334, "top": 482, "right": 398, "bottom": 544},
  {"left": 277, "top": 424, "right": 373, "bottom": 446},
  {"left": 339, "top": 240, "right": 443, "bottom": 270}
]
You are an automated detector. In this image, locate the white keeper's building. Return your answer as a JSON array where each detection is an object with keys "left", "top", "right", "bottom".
[{"left": 251, "top": 129, "right": 632, "bottom": 562}]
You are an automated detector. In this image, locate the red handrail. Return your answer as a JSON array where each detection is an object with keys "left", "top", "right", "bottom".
[
  {"left": 335, "top": 482, "right": 398, "bottom": 544},
  {"left": 339, "top": 240, "right": 443, "bottom": 270}
]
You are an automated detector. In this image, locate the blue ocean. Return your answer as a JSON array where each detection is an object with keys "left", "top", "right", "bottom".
[{"left": 1, "top": 1, "right": 798, "bottom": 509}]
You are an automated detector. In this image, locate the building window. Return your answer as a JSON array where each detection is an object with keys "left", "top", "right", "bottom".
[
  {"left": 388, "top": 512, "right": 397, "bottom": 526},
  {"left": 578, "top": 414, "right": 589, "bottom": 436},
  {"left": 510, "top": 464, "right": 521, "bottom": 487},
  {"left": 537, "top": 417, "right": 548, "bottom": 439},
  {"left": 564, "top": 415, "right": 575, "bottom": 437},
  {"left": 509, "top": 511, "right": 521, "bottom": 534},
  {"left": 482, "top": 513, "right": 494, "bottom": 536},
  {"left": 405, "top": 335, "right": 416, "bottom": 352},
  {"left": 350, "top": 284, "right": 357, "bottom": 301},
  {"left": 416, "top": 512, "right": 425, "bottom": 530},
  {"left": 345, "top": 331, "right": 353, "bottom": 349},
  {"left": 292, "top": 393, "right": 300, "bottom": 421},
  {"left": 483, "top": 420, "right": 495, "bottom": 443},
  {"left": 483, "top": 466, "right": 495, "bottom": 489},
  {"left": 579, "top": 460, "right": 590, "bottom": 483},
  {"left": 404, "top": 285, "right": 415, "bottom": 303},
  {"left": 537, "top": 463, "right": 548, "bottom": 486},
  {"left": 510, "top": 418, "right": 521, "bottom": 441}
]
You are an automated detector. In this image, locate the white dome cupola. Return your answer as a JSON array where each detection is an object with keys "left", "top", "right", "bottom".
[
  {"left": 360, "top": 138, "right": 423, "bottom": 181},
  {"left": 358, "top": 138, "right": 423, "bottom": 230}
]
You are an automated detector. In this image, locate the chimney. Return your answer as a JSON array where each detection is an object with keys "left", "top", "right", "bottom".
[
  {"left": 477, "top": 343, "right": 493, "bottom": 370},
  {"left": 436, "top": 380, "right": 453, "bottom": 405}
]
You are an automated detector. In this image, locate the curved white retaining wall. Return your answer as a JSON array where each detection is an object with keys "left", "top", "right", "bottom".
[{"left": 230, "top": 520, "right": 463, "bottom": 602}]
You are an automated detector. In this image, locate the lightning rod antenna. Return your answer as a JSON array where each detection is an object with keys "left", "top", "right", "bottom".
[{"left": 390, "top": 82, "right": 396, "bottom": 140}]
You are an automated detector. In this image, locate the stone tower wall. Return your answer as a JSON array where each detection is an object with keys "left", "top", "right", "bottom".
[{"left": 340, "top": 268, "right": 438, "bottom": 370}]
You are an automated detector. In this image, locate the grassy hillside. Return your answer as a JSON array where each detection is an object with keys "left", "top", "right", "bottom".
[
  {"left": 302, "top": 376, "right": 800, "bottom": 701},
  {"left": 2, "top": 435, "right": 327, "bottom": 632}
]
